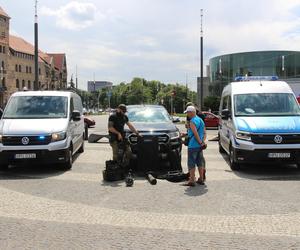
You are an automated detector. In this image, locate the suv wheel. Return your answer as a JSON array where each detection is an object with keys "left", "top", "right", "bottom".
[{"left": 229, "top": 145, "right": 240, "bottom": 171}]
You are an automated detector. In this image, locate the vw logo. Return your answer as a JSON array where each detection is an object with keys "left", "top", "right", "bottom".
[
  {"left": 21, "top": 137, "right": 30, "bottom": 145},
  {"left": 274, "top": 135, "right": 283, "bottom": 144}
]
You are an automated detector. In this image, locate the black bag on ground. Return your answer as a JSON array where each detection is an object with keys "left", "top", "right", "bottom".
[{"left": 103, "top": 160, "right": 124, "bottom": 181}]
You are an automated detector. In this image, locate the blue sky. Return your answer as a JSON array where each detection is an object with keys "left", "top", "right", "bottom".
[{"left": 2, "top": 0, "right": 300, "bottom": 90}]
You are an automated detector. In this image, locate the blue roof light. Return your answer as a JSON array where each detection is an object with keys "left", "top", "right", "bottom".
[
  {"left": 38, "top": 136, "right": 45, "bottom": 140},
  {"left": 234, "top": 76, "right": 278, "bottom": 82}
]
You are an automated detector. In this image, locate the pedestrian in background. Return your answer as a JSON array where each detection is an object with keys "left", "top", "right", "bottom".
[{"left": 183, "top": 105, "right": 207, "bottom": 186}]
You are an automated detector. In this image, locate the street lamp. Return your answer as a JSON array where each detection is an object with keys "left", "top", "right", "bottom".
[{"left": 34, "top": 0, "right": 39, "bottom": 90}]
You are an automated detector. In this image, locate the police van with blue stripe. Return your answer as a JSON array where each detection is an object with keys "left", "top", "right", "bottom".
[{"left": 218, "top": 76, "right": 300, "bottom": 170}]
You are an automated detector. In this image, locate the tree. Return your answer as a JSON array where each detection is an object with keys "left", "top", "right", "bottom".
[{"left": 203, "top": 96, "right": 221, "bottom": 111}]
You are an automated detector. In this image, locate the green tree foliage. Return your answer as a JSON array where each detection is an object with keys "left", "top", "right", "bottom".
[
  {"left": 203, "top": 96, "right": 221, "bottom": 111},
  {"left": 77, "top": 78, "right": 197, "bottom": 113}
]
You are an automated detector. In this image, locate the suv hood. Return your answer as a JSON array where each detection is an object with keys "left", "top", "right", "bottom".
[
  {"left": 236, "top": 116, "right": 300, "bottom": 133},
  {"left": 125, "top": 122, "right": 177, "bottom": 133},
  {"left": 0, "top": 118, "right": 68, "bottom": 135}
]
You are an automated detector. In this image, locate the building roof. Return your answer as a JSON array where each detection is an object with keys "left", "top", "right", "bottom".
[
  {"left": 47, "top": 53, "right": 66, "bottom": 71},
  {"left": 9, "top": 35, "right": 34, "bottom": 55},
  {"left": 0, "top": 7, "right": 10, "bottom": 18},
  {"left": 9, "top": 35, "right": 53, "bottom": 64}
]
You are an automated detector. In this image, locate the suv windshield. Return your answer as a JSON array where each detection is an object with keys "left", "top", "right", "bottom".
[
  {"left": 3, "top": 96, "right": 68, "bottom": 119},
  {"left": 127, "top": 107, "right": 171, "bottom": 123},
  {"left": 234, "top": 93, "right": 300, "bottom": 116}
]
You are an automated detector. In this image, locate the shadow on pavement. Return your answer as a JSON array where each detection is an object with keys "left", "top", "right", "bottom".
[
  {"left": 0, "top": 153, "right": 81, "bottom": 180},
  {"left": 184, "top": 185, "right": 208, "bottom": 196},
  {"left": 220, "top": 152, "right": 300, "bottom": 181}
]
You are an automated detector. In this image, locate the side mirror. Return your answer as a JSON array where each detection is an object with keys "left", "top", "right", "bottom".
[
  {"left": 0, "top": 109, "right": 3, "bottom": 119},
  {"left": 221, "top": 109, "right": 231, "bottom": 120},
  {"left": 72, "top": 110, "right": 81, "bottom": 121}
]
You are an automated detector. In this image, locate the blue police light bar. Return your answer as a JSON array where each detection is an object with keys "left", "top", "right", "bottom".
[
  {"left": 38, "top": 136, "right": 45, "bottom": 140},
  {"left": 234, "top": 76, "right": 279, "bottom": 81}
]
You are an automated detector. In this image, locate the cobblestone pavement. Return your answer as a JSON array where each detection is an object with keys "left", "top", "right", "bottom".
[{"left": 0, "top": 115, "right": 299, "bottom": 249}]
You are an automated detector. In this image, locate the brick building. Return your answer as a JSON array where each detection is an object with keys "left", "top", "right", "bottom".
[{"left": 0, "top": 6, "right": 67, "bottom": 108}]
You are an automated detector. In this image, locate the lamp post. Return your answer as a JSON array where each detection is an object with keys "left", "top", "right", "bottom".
[{"left": 34, "top": 0, "right": 39, "bottom": 90}]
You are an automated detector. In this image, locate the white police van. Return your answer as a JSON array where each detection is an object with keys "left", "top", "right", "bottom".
[
  {"left": 0, "top": 91, "right": 85, "bottom": 170},
  {"left": 219, "top": 76, "right": 300, "bottom": 170}
]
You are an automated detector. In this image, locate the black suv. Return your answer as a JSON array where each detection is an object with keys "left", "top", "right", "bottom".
[{"left": 125, "top": 105, "right": 182, "bottom": 173}]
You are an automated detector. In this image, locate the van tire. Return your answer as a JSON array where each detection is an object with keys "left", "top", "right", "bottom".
[
  {"left": 78, "top": 137, "right": 84, "bottom": 153},
  {"left": 229, "top": 145, "right": 240, "bottom": 171},
  {"left": 61, "top": 148, "right": 73, "bottom": 170},
  {"left": 218, "top": 136, "right": 226, "bottom": 153}
]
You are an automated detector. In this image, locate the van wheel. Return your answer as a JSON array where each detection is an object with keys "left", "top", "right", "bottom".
[
  {"left": 229, "top": 146, "right": 240, "bottom": 171},
  {"left": 78, "top": 138, "right": 84, "bottom": 153},
  {"left": 218, "top": 136, "right": 226, "bottom": 153},
  {"left": 61, "top": 148, "right": 73, "bottom": 170}
]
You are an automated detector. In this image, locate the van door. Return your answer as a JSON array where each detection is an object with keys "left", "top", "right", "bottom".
[{"left": 73, "top": 95, "right": 84, "bottom": 151}]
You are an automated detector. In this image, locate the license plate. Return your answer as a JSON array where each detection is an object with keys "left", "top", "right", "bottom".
[
  {"left": 268, "top": 153, "right": 290, "bottom": 158},
  {"left": 15, "top": 153, "right": 36, "bottom": 159}
]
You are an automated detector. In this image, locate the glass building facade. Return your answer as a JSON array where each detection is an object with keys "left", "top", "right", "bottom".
[{"left": 209, "top": 51, "right": 300, "bottom": 96}]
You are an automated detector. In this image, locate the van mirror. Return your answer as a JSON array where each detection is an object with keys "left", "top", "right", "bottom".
[
  {"left": 221, "top": 109, "right": 231, "bottom": 120},
  {"left": 0, "top": 108, "right": 3, "bottom": 119},
  {"left": 72, "top": 110, "right": 81, "bottom": 121}
]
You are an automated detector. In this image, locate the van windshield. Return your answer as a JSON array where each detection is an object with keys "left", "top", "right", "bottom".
[
  {"left": 3, "top": 96, "right": 68, "bottom": 119},
  {"left": 234, "top": 93, "right": 300, "bottom": 116}
]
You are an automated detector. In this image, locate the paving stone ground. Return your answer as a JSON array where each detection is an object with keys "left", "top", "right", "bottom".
[{"left": 0, "top": 115, "right": 299, "bottom": 249}]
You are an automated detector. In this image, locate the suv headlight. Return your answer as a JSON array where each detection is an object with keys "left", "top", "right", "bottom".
[
  {"left": 169, "top": 131, "right": 180, "bottom": 140},
  {"left": 51, "top": 131, "right": 66, "bottom": 142},
  {"left": 236, "top": 131, "right": 251, "bottom": 141},
  {"left": 0, "top": 134, "right": 2, "bottom": 143}
]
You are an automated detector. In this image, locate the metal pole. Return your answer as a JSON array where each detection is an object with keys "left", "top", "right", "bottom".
[
  {"left": 34, "top": 0, "right": 39, "bottom": 90},
  {"left": 75, "top": 65, "right": 78, "bottom": 89},
  {"left": 200, "top": 9, "right": 204, "bottom": 110}
]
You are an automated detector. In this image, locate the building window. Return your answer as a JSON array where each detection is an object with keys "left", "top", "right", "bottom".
[
  {"left": 2, "top": 77, "right": 5, "bottom": 87},
  {"left": 19, "top": 65, "right": 21, "bottom": 72},
  {"left": 15, "top": 64, "right": 18, "bottom": 72},
  {"left": 39, "top": 68, "right": 41, "bottom": 75},
  {"left": 1, "top": 61, "right": 4, "bottom": 70},
  {"left": 3, "top": 46, "right": 5, "bottom": 54},
  {"left": 38, "top": 81, "right": 41, "bottom": 89},
  {"left": 22, "top": 80, "right": 25, "bottom": 88},
  {"left": 29, "top": 67, "right": 32, "bottom": 73},
  {"left": 16, "top": 79, "right": 19, "bottom": 89},
  {"left": 26, "top": 66, "right": 28, "bottom": 73},
  {"left": 28, "top": 80, "right": 31, "bottom": 89},
  {"left": 0, "top": 46, "right": 2, "bottom": 53}
]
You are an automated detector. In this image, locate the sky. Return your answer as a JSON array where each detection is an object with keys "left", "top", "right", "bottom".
[{"left": 2, "top": 0, "right": 300, "bottom": 90}]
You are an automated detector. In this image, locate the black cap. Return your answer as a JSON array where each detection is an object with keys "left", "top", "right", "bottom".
[{"left": 118, "top": 104, "right": 127, "bottom": 112}]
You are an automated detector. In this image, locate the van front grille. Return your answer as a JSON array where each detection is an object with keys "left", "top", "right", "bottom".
[
  {"left": 2, "top": 135, "right": 52, "bottom": 146},
  {"left": 251, "top": 134, "right": 300, "bottom": 144}
]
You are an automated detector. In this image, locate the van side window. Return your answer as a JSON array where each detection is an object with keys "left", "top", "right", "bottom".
[
  {"left": 70, "top": 98, "right": 74, "bottom": 114},
  {"left": 222, "top": 96, "right": 229, "bottom": 110},
  {"left": 73, "top": 95, "right": 83, "bottom": 114},
  {"left": 227, "top": 97, "right": 232, "bottom": 112}
]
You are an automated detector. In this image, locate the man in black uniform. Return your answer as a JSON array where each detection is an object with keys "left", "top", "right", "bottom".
[{"left": 108, "top": 104, "right": 140, "bottom": 166}]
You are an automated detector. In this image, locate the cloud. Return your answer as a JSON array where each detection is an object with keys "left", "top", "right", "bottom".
[{"left": 41, "top": 1, "right": 99, "bottom": 30}]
